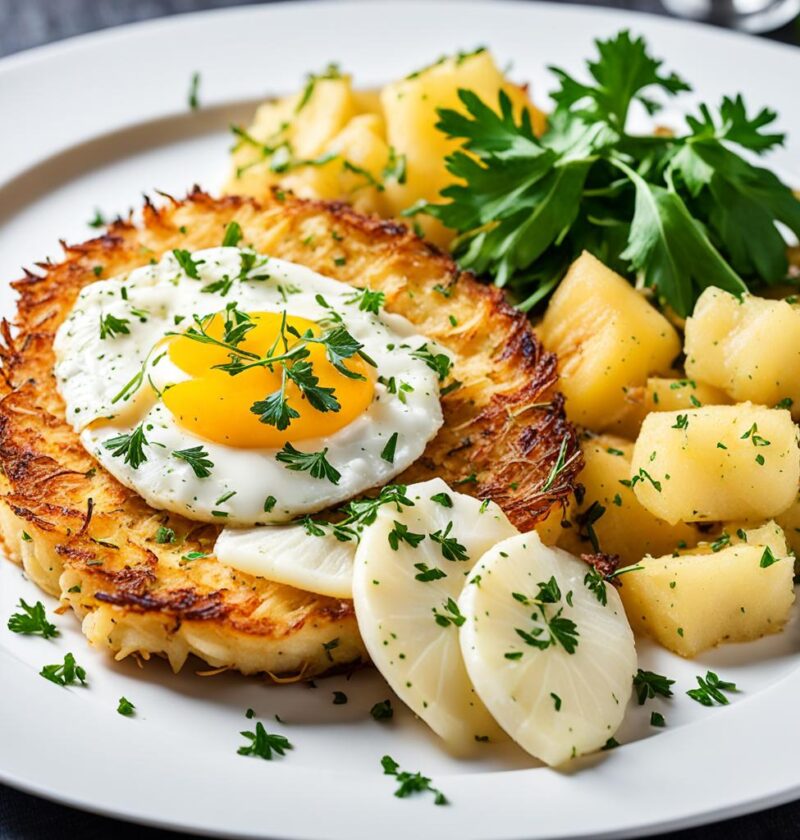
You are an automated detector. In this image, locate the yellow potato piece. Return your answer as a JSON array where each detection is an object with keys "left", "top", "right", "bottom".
[
  {"left": 380, "top": 49, "right": 544, "bottom": 246},
  {"left": 631, "top": 403, "right": 800, "bottom": 525},
  {"left": 558, "top": 435, "right": 698, "bottom": 566},
  {"left": 539, "top": 252, "right": 681, "bottom": 431},
  {"left": 685, "top": 288, "right": 800, "bottom": 419},
  {"left": 620, "top": 521, "right": 795, "bottom": 657},
  {"left": 609, "top": 376, "right": 731, "bottom": 440}
]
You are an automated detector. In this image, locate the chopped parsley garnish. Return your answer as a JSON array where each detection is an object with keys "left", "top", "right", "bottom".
[
  {"left": 760, "top": 546, "right": 779, "bottom": 568},
  {"left": 171, "top": 248, "right": 203, "bottom": 279},
  {"left": 633, "top": 669, "right": 675, "bottom": 705},
  {"left": 432, "top": 597, "right": 466, "bottom": 628},
  {"left": 276, "top": 443, "right": 341, "bottom": 484},
  {"left": 551, "top": 692, "right": 562, "bottom": 711},
  {"left": 237, "top": 721, "right": 293, "bottom": 760},
  {"left": 181, "top": 551, "right": 209, "bottom": 563},
  {"left": 346, "top": 286, "right": 386, "bottom": 314},
  {"left": 7, "top": 599, "right": 58, "bottom": 638},
  {"left": 583, "top": 563, "right": 643, "bottom": 606},
  {"left": 414, "top": 562, "right": 447, "bottom": 582},
  {"left": 322, "top": 638, "right": 339, "bottom": 661},
  {"left": 650, "top": 711, "right": 666, "bottom": 727},
  {"left": 222, "top": 220, "right": 243, "bottom": 247},
  {"left": 511, "top": 577, "right": 579, "bottom": 655},
  {"left": 117, "top": 696, "right": 135, "bottom": 716},
  {"left": 410, "top": 343, "right": 452, "bottom": 382},
  {"left": 686, "top": 671, "right": 738, "bottom": 706},
  {"left": 88, "top": 208, "right": 106, "bottom": 228},
  {"left": 370, "top": 699, "right": 394, "bottom": 721},
  {"left": 173, "top": 445, "right": 213, "bottom": 478},
  {"left": 103, "top": 424, "right": 149, "bottom": 469},
  {"left": 332, "top": 691, "right": 348, "bottom": 705},
  {"left": 382, "top": 146, "right": 407, "bottom": 185},
  {"left": 264, "top": 496, "right": 277, "bottom": 513},
  {"left": 188, "top": 71, "right": 201, "bottom": 110},
  {"left": 296, "top": 63, "right": 342, "bottom": 113},
  {"left": 40, "top": 652, "right": 87, "bottom": 686},
  {"left": 430, "top": 492, "right": 453, "bottom": 507},
  {"left": 602, "top": 737, "right": 620, "bottom": 751},
  {"left": 381, "top": 432, "right": 399, "bottom": 463},
  {"left": 303, "top": 485, "right": 414, "bottom": 543},
  {"left": 99, "top": 313, "right": 131, "bottom": 340},
  {"left": 420, "top": 31, "right": 800, "bottom": 315},
  {"left": 388, "top": 521, "right": 425, "bottom": 550},
  {"left": 381, "top": 755, "right": 447, "bottom": 805},
  {"left": 672, "top": 414, "right": 689, "bottom": 430},
  {"left": 155, "top": 526, "right": 176, "bottom": 544},
  {"left": 429, "top": 521, "right": 469, "bottom": 562}
]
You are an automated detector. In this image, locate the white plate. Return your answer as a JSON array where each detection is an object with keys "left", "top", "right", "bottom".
[{"left": 1, "top": 2, "right": 799, "bottom": 838}]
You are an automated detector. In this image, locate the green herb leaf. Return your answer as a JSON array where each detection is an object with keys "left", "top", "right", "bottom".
[
  {"left": 370, "top": 699, "right": 394, "bottom": 721},
  {"left": 117, "top": 696, "right": 135, "bottom": 716},
  {"left": 633, "top": 669, "right": 675, "bottom": 705},
  {"left": 237, "top": 721, "right": 293, "bottom": 760},
  {"left": 7, "top": 599, "right": 58, "bottom": 638},
  {"left": 276, "top": 443, "right": 341, "bottom": 484},
  {"left": 173, "top": 445, "right": 214, "bottom": 478},
  {"left": 40, "top": 652, "right": 87, "bottom": 686},
  {"left": 222, "top": 221, "right": 243, "bottom": 247},
  {"left": 381, "top": 755, "right": 448, "bottom": 805},
  {"left": 104, "top": 424, "right": 149, "bottom": 469}
]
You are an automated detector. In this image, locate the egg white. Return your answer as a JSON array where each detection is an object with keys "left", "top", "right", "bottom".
[{"left": 54, "top": 247, "right": 446, "bottom": 524}]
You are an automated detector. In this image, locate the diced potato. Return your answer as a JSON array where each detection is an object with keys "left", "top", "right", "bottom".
[
  {"left": 380, "top": 49, "right": 544, "bottom": 246},
  {"left": 776, "top": 492, "right": 800, "bottom": 556},
  {"left": 227, "top": 75, "right": 359, "bottom": 198},
  {"left": 558, "top": 435, "right": 698, "bottom": 566},
  {"left": 685, "top": 288, "right": 800, "bottom": 419},
  {"left": 631, "top": 404, "right": 800, "bottom": 525},
  {"left": 539, "top": 253, "right": 681, "bottom": 431},
  {"left": 619, "top": 521, "right": 795, "bottom": 657},
  {"left": 281, "top": 114, "right": 391, "bottom": 215},
  {"left": 609, "top": 376, "right": 731, "bottom": 439}
]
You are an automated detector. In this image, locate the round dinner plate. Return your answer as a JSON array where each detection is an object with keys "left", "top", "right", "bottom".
[{"left": 1, "top": 2, "right": 799, "bottom": 838}]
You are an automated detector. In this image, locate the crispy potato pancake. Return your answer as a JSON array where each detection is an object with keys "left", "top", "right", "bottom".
[{"left": 0, "top": 189, "right": 581, "bottom": 679}]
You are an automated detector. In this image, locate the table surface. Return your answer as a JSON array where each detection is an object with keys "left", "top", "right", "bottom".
[{"left": 0, "top": 1, "right": 798, "bottom": 838}]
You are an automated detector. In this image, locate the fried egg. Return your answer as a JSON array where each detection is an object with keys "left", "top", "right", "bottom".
[{"left": 54, "top": 246, "right": 446, "bottom": 523}]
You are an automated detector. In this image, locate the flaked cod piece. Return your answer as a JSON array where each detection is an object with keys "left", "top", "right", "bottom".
[{"left": 0, "top": 189, "right": 581, "bottom": 679}]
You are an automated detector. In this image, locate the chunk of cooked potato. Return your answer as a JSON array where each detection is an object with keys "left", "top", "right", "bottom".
[
  {"left": 539, "top": 252, "right": 681, "bottom": 431},
  {"left": 558, "top": 435, "right": 698, "bottom": 566},
  {"left": 609, "top": 376, "right": 730, "bottom": 440},
  {"left": 228, "top": 74, "right": 360, "bottom": 199},
  {"left": 631, "top": 404, "right": 800, "bottom": 525},
  {"left": 685, "top": 288, "right": 800, "bottom": 419},
  {"left": 776, "top": 492, "right": 800, "bottom": 556},
  {"left": 379, "top": 49, "right": 544, "bottom": 246},
  {"left": 619, "top": 521, "right": 795, "bottom": 657}
]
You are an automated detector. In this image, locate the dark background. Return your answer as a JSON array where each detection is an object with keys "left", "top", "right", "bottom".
[{"left": 0, "top": 1, "right": 798, "bottom": 838}]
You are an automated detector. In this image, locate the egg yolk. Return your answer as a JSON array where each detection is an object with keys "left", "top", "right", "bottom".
[{"left": 162, "top": 311, "right": 374, "bottom": 448}]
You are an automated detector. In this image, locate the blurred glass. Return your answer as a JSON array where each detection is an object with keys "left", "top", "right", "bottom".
[{"left": 661, "top": 0, "right": 800, "bottom": 32}]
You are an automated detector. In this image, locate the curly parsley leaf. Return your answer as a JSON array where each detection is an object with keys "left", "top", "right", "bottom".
[{"left": 99, "top": 313, "right": 131, "bottom": 340}]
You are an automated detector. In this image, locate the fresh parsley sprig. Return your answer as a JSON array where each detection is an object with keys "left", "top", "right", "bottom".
[
  {"left": 422, "top": 31, "right": 800, "bottom": 315},
  {"left": 510, "top": 577, "right": 580, "bottom": 656},
  {"left": 7, "top": 599, "right": 58, "bottom": 639},
  {"left": 381, "top": 755, "right": 448, "bottom": 805},
  {"left": 103, "top": 423, "right": 149, "bottom": 469},
  {"left": 276, "top": 443, "right": 341, "bottom": 484},
  {"left": 237, "top": 721, "right": 293, "bottom": 760},
  {"left": 173, "top": 445, "right": 214, "bottom": 478},
  {"left": 40, "top": 652, "right": 87, "bottom": 687}
]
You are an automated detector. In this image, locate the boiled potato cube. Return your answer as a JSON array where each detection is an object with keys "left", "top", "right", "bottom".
[
  {"left": 631, "top": 404, "right": 800, "bottom": 525},
  {"left": 620, "top": 521, "right": 795, "bottom": 657},
  {"left": 381, "top": 49, "right": 544, "bottom": 246},
  {"left": 281, "top": 114, "right": 391, "bottom": 215},
  {"left": 609, "top": 376, "right": 731, "bottom": 439},
  {"left": 558, "top": 435, "right": 698, "bottom": 566},
  {"left": 685, "top": 288, "right": 800, "bottom": 419},
  {"left": 539, "top": 253, "right": 681, "bottom": 431},
  {"left": 227, "top": 75, "right": 359, "bottom": 198},
  {"left": 776, "top": 493, "right": 800, "bottom": 556}
]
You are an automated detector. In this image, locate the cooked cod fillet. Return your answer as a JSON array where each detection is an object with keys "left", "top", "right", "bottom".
[{"left": 0, "top": 189, "right": 581, "bottom": 679}]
